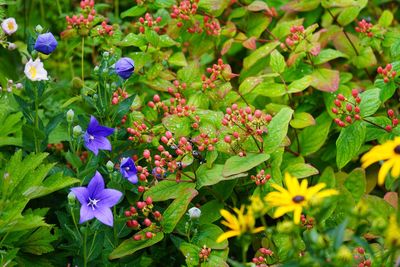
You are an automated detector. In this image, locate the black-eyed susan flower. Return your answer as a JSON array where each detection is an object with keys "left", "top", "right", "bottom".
[
  {"left": 265, "top": 173, "right": 338, "bottom": 224},
  {"left": 216, "top": 206, "right": 264, "bottom": 243},
  {"left": 361, "top": 137, "right": 400, "bottom": 185}
]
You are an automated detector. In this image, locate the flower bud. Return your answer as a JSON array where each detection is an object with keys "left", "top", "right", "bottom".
[
  {"left": 188, "top": 207, "right": 201, "bottom": 220},
  {"left": 7, "top": 42, "right": 16, "bottom": 50},
  {"left": 106, "top": 160, "right": 114, "bottom": 172},
  {"left": 68, "top": 191, "right": 76, "bottom": 205},
  {"left": 35, "top": 24, "right": 44, "bottom": 33},
  {"left": 73, "top": 125, "right": 82, "bottom": 137},
  {"left": 103, "top": 51, "right": 109, "bottom": 58},
  {"left": 66, "top": 109, "right": 74, "bottom": 123}
]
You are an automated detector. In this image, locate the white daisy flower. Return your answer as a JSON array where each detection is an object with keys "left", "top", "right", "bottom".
[
  {"left": 1, "top": 18, "right": 18, "bottom": 35},
  {"left": 24, "top": 58, "right": 48, "bottom": 81}
]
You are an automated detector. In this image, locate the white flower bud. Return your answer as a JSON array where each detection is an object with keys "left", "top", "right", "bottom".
[
  {"left": 35, "top": 24, "right": 43, "bottom": 33},
  {"left": 8, "top": 43, "right": 16, "bottom": 50},
  {"left": 15, "top": 83, "right": 22, "bottom": 89},
  {"left": 73, "top": 125, "right": 82, "bottom": 137},
  {"left": 66, "top": 109, "right": 74, "bottom": 123},
  {"left": 106, "top": 160, "right": 114, "bottom": 172},
  {"left": 188, "top": 207, "right": 201, "bottom": 220}
]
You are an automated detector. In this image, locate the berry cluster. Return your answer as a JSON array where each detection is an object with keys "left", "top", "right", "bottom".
[
  {"left": 124, "top": 197, "right": 163, "bottom": 240},
  {"left": 167, "top": 80, "right": 187, "bottom": 94},
  {"left": 203, "top": 16, "right": 221, "bottom": 36},
  {"left": 97, "top": 21, "right": 114, "bottom": 36},
  {"left": 161, "top": 132, "right": 194, "bottom": 156},
  {"left": 285, "top": 25, "right": 305, "bottom": 47},
  {"left": 222, "top": 105, "right": 272, "bottom": 141},
  {"left": 385, "top": 109, "right": 398, "bottom": 132},
  {"left": 148, "top": 93, "right": 196, "bottom": 117},
  {"left": 171, "top": 0, "right": 199, "bottom": 27},
  {"left": 354, "top": 247, "right": 371, "bottom": 267},
  {"left": 377, "top": 64, "right": 396, "bottom": 83},
  {"left": 127, "top": 122, "right": 148, "bottom": 141},
  {"left": 331, "top": 90, "right": 362, "bottom": 127},
  {"left": 111, "top": 88, "right": 128, "bottom": 105},
  {"left": 47, "top": 143, "right": 65, "bottom": 152},
  {"left": 250, "top": 170, "right": 271, "bottom": 186},
  {"left": 252, "top": 247, "right": 274, "bottom": 267},
  {"left": 198, "top": 245, "right": 211, "bottom": 262},
  {"left": 138, "top": 13, "right": 162, "bottom": 33},
  {"left": 202, "top": 58, "right": 228, "bottom": 90},
  {"left": 191, "top": 133, "right": 218, "bottom": 152},
  {"left": 300, "top": 214, "right": 314, "bottom": 230},
  {"left": 65, "top": 0, "right": 96, "bottom": 30},
  {"left": 355, "top": 19, "right": 373, "bottom": 37}
]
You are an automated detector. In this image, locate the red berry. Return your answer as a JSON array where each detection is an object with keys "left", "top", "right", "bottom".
[
  {"left": 352, "top": 89, "right": 359, "bottom": 98},
  {"left": 145, "top": 232, "right": 153, "bottom": 239},
  {"left": 354, "top": 106, "right": 361, "bottom": 113},
  {"left": 332, "top": 108, "right": 338, "bottom": 114},
  {"left": 143, "top": 150, "right": 151, "bottom": 159},
  {"left": 385, "top": 125, "right": 392, "bottom": 132},
  {"left": 357, "top": 247, "right": 365, "bottom": 254},
  {"left": 124, "top": 211, "right": 132, "bottom": 217},
  {"left": 393, "top": 118, "right": 399, "bottom": 126},
  {"left": 346, "top": 104, "right": 353, "bottom": 112},
  {"left": 337, "top": 94, "right": 345, "bottom": 101},
  {"left": 354, "top": 114, "right": 361, "bottom": 120},
  {"left": 145, "top": 196, "right": 153, "bottom": 205},
  {"left": 224, "top": 136, "right": 231, "bottom": 143},
  {"left": 137, "top": 201, "right": 146, "bottom": 209},
  {"left": 388, "top": 109, "right": 395, "bottom": 117},
  {"left": 143, "top": 218, "right": 152, "bottom": 227},
  {"left": 133, "top": 234, "right": 142, "bottom": 240}
]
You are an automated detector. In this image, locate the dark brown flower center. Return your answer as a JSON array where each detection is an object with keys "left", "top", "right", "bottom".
[
  {"left": 292, "top": 195, "right": 305, "bottom": 203},
  {"left": 395, "top": 145, "right": 400, "bottom": 154}
]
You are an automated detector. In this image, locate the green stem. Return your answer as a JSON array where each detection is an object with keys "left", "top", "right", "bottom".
[
  {"left": 70, "top": 206, "right": 82, "bottom": 238},
  {"left": 115, "top": 0, "right": 119, "bottom": 18},
  {"left": 56, "top": 0, "right": 62, "bottom": 16},
  {"left": 39, "top": 0, "right": 45, "bottom": 24},
  {"left": 83, "top": 222, "right": 88, "bottom": 267},
  {"left": 34, "top": 89, "right": 40, "bottom": 153},
  {"left": 81, "top": 37, "right": 85, "bottom": 83}
]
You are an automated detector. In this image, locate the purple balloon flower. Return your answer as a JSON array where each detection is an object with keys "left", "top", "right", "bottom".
[
  {"left": 34, "top": 32, "right": 58, "bottom": 55},
  {"left": 70, "top": 171, "right": 122, "bottom": 226},
  {"left": 84, "top": 116, "right": 115, "bottom": 155},
  {"left": 120, "top": 157, "right": 138, "bottom": 184},
  {"left": 115, "top": 57, "right": 135, "bottom": 80}
]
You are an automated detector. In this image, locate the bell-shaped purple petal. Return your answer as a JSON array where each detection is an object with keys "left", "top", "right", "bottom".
[
  {"left": 93, "top": 206, "right": 114, "bottom": 226},
  {"left": 120, "top": 157, "right": 138, "bottom": 184},
  {"left": 115, "top": 57, "right": 135, "bottom": 80},
  {"left": 70, "top": 187, "right": 89, "bottom": 205},
  {"left": 34, "top": 32, "right": 58, "bottom": 55},
  {"left": 97, "top": 188, "right": 122, "bottom": 208},
  {"left": 79, "top": 204, "right": 95, "bottom": 223},
  {"left": 87, "top": 116, "right": 114, "bottom": 136},
  {"left": 84, "top": 133, "right": 112, "bottom": 155},
  {"left": 88, "top": 171, "right": 105, "bottom": 198}
]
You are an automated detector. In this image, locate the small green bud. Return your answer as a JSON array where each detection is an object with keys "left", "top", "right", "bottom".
[
  {"left": 68, "top": 191, "right": 76, "bottom": 205},
  {"left": 66, "top": 109, "right": 74, "bottom": 123},
  {"left": 73, "top": 125, "right": 82, "bottom": 137},
  {"left": 103, "top": 51, "right": 109, "bottom": 58},
  {"left": 35, "top": 24, "right": 44, "bottom": 33},
  {"left": 336, "top": 246, "right": 352, "bottom": 262},
  {"left": 106, "top": 160, "right": 114, "bottom": 172}
]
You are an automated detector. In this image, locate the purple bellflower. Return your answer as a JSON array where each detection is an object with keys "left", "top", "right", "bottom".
[
  {"left": 34, "top": 32, "right": 58, "bottom": 55},
  {"left": 120, "top": 157, "right": 138, "bottom": 184},
  {"left": 84, "top": 116, "right": 115, "bottom": 155},
  {"left": 70, "top": 171, "right": 122, "bottom": 226},
  {"left": 115, "top": 57, "right": 135, "bottom": 80}
]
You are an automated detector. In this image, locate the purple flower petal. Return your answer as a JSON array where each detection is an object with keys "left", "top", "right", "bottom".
[
  {"left": 87, "top": 116, "right": 100, "bottom": 132},
  {"left": 97, "top": 188, "right": 122, "bottom": 208},
  {"left": 84, "top": 135, "right": 111, "bottom": 155},
  {"left": 87, "top": 171, "right": 105, "bottom": 198},
  {"left": 70, "top": 187, "right": 89, "bottom": 205},
  {"left": 93, "top": 206, "right": 114, "bottom": 226},
  {"left": 91, "top": 125, "right": 114, "bottom": 137},
  {"left": 128, "top": 174, "right": 138, "bottom": 184},
  {"left": 79, "top": 204, "right": 95, "bottom": 223},
  {"left": 34, "top": 32, "right": 58, "bottom": 55}
]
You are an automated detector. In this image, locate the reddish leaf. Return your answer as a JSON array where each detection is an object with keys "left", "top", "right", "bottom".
[{"left": 242, "top": 37, "right": 257, "bottom": 50}]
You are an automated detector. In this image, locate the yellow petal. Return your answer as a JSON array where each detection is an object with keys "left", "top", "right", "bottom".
[
  {"left": 274, "top": 205, "right": 295, "bottom": 218},
  {"left": 306, "top": 183, "right": 326, "bottom": 197},
  {"left": 391, "top": 159, "right": 400, "bottom": 178},
  {"left": 293, "top": 206, "right": 303, "bottom": 224},
  {"left": 378, "top": 158, "right": 395, "bottom": 185},
  {"left": 216, "top": 230, "right": 241, "bottom": 243},
  {"left": 285, "top": 173, "right": 300, "bottom": 194},
  {"left": 252, "top": 226, "right": 265, "bottom": 234}
]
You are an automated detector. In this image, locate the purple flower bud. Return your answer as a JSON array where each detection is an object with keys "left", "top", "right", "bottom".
[
  {"left": 115, "top": 57, "right": 135, "bottom": 80},
  {"left": 34, "top": 32, "right": 58, "bottom": 55}
]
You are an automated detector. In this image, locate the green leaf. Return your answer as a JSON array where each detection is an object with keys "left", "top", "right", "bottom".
[
  {"left": 352, "top": 47, "right": 377, "bottom": 69},
  {"left": 298, "top": 112, "right": 332, "bottom": 156},
  {"left": 337, "top": 7, "right": 360, "bottom": 26},
  {"left": 264, "top": 107, "right": 294, "bottom": 153},
  {"left": 310, "top": 68, "right": 340, "bottom": 92},
  {"left": 198, "top": 0, "right": 230, "bottom": 16},
  {"left": 169, "top": 52, "right": 187, "bottom": 67},
  {"left": 161, "top": 188, "right": 198, "bottom": 233},
  {"left": 284, "top": 163, "right": 319, "bottom": 178},
  {"left": 376, "top": 79, "right": 396, "bottom": 102},
  {"left": 121, "top": 5, "right": 147, "bottom": 18},
  {"left": 253, "top": 82, "right": 286, "bottom": 97},
  {"left": 180, "top": 242, "right": 200, "bottom": 266},
  {"left": 378, "top": 10, "right": 393, "bottom": 27},
  {"left": 109, "top": 230, "right": 164, "bottom": 259},
  {"left": 282, "top": 0, "right": 321, "bottom": 12},
  {"left": 196, "top": 164, "right": 246, "bottom": 189},
  {"left": 118, "top": 33, "right": 147, "bottom": 47},
  {"left": 191, "top": 224, "right": 228, "bottom": 249},
  {"left": 162, "top": 115, "right": 191, "bottom": 137},
  {"left": 359, "top": 89, "right": 381, "bottom": 117},
  {"left": 20, "top": 227, "right": 58, "bottom": 255},
  {"left": 243, "top": 40, "right": 280, "bottom": 70},
  {"left": 239, "top": 76, "right": 263, "bottom": 95},
  {"left": 290, "top": 112, "right": 315, "bottom": 129},
  {"left": 287, "top": 76, "right": 312, "bottom": 93},
  {"left": 158, "top": 34, "right": 178, "bottom": 47},
  {"left": 313, "top": 49, "right": 348, "bottom": 65},
  {"left": 144, "top": 30, "right": 160, "bottom": 47},
  {"left": 319, "top": 167, "right": 336, "bottom": 188},
  {"left": 270, "top": 50, "right": 286, "bottom": 74},
  {"left": 247, "top": 0, "right": 269, "bottom": 11},
  {"left": 198, "top": 200, "right": 224, "bottom": 224},
  {"left": 144, "top": 176, "right": 195, "bottom": 201},
  {"left": 336, "top": 122, "right": 366, "bottom": 169},
  {"left": 344, "top": 168, "right": 366, "bottom": 202},
  {"left": 222, "top": 153, "right": 270, "bottom": 177}
]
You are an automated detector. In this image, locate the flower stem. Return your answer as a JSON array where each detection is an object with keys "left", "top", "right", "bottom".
[
  {"left": 83, "top": 222, "right": 88, "bottom": 267},
  {"left": 81, "top": 37, "right": 85, "bottom": 83},
  {"left": 34, "top": 88, "right": 40, "bottom": 153}
]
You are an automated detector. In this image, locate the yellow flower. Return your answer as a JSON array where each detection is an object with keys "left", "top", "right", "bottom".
[
  {"left": 361, "top": 137, "right": 400, "bottom": 185},
  {"left": 386, "top": 214, "right": 400, "bottom": 247},
  {"left": 265, "top": 173, "right": 338, "bottom": 224},
  {"left": 216, "top": 206, "right": 264, "bottom": 243}
]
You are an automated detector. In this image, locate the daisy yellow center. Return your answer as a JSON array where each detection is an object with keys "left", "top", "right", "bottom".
[
  {"left": 394, "top": 145, "right": 400, "bottom": 154},
  {"left": 7, "top": 21, "right": 14, "bottom": 30},
  {"left": 29, "top": 66, "right": 37, "bottom": 79},
  {"left": 292, "top": 195, "right": 305, "bottom": 203}
]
